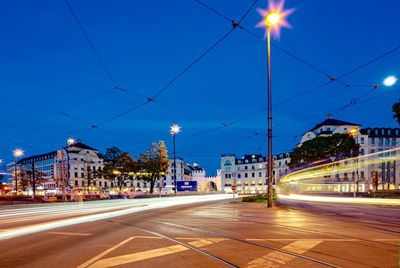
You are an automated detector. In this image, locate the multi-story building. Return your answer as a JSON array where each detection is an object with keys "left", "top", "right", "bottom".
[
  {"left": 9, "top": 141, "right": 105, "bottom": 195},
  {"left": 55, "top": 142, "right": 105, "bottom": 193},
  {"left": 220, "top": 153, "right": 290, "bottom": 194},
  {"left": 291, "top": 115, "right": 400, "bottom": 192}
]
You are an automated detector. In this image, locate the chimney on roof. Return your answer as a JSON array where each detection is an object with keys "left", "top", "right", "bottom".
[{"left": 327, "top": 114, "right": 333, "bottom": 119}]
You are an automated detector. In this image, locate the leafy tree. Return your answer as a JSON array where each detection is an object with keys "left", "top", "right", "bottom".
[
  {"left": 289, "top": 133, "right": 359, "bottom": 169},
  {"left": 20, "top": 169, "right": 46, "bottom": 197},
  {"left": 392, "top": 101, "right": 400, "bottom": 125},
  {"left": 100, "top": 147, "right": 136, "bottom": 194},
  {"left": 137, "top": 141, "right": 169, "bottom": 193}
]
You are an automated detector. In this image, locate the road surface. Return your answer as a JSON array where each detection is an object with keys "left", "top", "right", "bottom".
[{"left": 0, "top": 195, "right": 399, "bottom": 267}]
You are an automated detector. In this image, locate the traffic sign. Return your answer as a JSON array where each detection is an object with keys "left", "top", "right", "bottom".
[{"left": 231, "top": 185, "right": 237, "bottom": 191}]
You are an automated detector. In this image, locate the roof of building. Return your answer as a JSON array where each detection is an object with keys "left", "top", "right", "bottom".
[
  {"left": 66, "top": 142, "right": 97, "bottom": 151},
  {"left": 360, "top": 127, "right": 400, "bottom": 137},
  {"left": 310, "top": 115, "right": 360, "bottom": 132},
  {"left": 17, "top": 151, "right": 57, "bottom": 165}
]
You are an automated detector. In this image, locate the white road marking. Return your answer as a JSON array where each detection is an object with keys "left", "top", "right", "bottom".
[
  {"left": 246, "top": 240, "right": 322, "bottom": 268},
  {"left": 77, "top": 236, "right": 135, "bottom": 268},
  {"left": 47, "top": 231, "right": 91, "bottom": 236},
  {"left": 82, "top": 238, "right": 225, "bottom": 268}
]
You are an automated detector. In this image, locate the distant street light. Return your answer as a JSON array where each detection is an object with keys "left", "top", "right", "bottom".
[
  {"left": 67, "top": 138, "right": 75, "bottom": 146},
  {"left": 170, "top": 124, "right": 181, "bottom": 194},
  {"left": 13, "top": 148, "right": 24, "bottom": 195},
  {"left": 383, "top": 75, "right": 397, "bottom": 87},
  {"left": 257, "top": 0, "right": 294, "bottom": 208},
  {"left": 349, "top": 128, "right": 359, "bottom": 197}
]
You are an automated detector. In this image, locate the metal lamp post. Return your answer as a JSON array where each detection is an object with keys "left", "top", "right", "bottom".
[
  {"left": 170, "top": 124, "right": 181, "bottom": 194},
  {"left": 257, "top": 1, "right": 294, "bottom": 208},
  {"left": 349, "top": 128, "right": 359, "bottom": 197},
  {"left": 12, "top": 148, "right": 24, "bottom": 195}
]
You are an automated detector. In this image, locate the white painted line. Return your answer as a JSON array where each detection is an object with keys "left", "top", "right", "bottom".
[
  {"left": 47, "top": 231, "right": 91, "bottom": 236},
  {"left": 246, "top": 240, "right": 322, "bottom": 268},
  {"left": 77, "top": 236, "right": 135, "bottom": 268}
]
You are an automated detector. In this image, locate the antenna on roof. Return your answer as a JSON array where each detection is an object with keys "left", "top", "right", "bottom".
[{"left": 327, "top": 114, "right": 333, "bottom": 119}]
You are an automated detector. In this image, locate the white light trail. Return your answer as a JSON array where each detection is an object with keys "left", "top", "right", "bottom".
[
  {"left": 0, "top": 195, "right": 231, "bottom": 240},
  {"left": 278, "top": 194, "right": 400, "bottom": 206}
]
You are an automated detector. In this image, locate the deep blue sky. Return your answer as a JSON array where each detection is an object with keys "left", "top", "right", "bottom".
[{"left": 0, "top": 0, "right": 399, "bottom": 175}]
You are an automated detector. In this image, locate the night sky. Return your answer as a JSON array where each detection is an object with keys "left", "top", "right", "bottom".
[{"left": 0, "top": 0, "right": 399, "bottom": 175}]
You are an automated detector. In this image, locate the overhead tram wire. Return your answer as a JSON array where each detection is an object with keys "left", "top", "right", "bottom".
[
  {"left": 3, "top": 1, "right": 259, "bottom": 149},
  {"left": 64, "top": 0, "right": 118, "bottom": 87},
  {"left": 96, "top": 0, "right": 259, "bottom": 127},
  {"left": 182, "top": 44, "right": 400, "bottom": 141}
]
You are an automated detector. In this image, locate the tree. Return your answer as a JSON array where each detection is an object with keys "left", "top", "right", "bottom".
[
  {"left": 289, "top": 133, "right": 360, "bottom": 169},
  {"left": 20, "top": 169, "right": 46, "bottom": 197},
  {"left": 392, "top": 101, "right": 400, "bottom": 125},
  {"left": 100, "top": 147, "right": 136, "bottom": 194},
  {"left": 137, "top": 141, "right": 169, "bottom": 193}
]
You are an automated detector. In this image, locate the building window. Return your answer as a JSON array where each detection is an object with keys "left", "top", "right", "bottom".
[
  {"left": 360, "top": 137, "right": 364, "bottom": 144},
  {"left": 378, "top": 138, "right": 383, "bottom": 146},
  {"left": 251, "top": 172, "right": 255, "bottom": 178},
  {"left": 245, "top": 160, "right": 249, "bottom": 163},
  {"left": 245, "top": 173, "right": 248, "bottom": 178},
  {"left": 392, "top": 138, "right": 397, "bottom": 146},
  {"left": 370, "top": 138, "right": 375, "bottom": 145},
  {"left": 251, "top": 165, "right": 255, "bottom": 170},
  {"left": 238, "top": 174, "right": 241, "bottom": 178},
  {"left": 360, "top": 171, "right": 364, "bottom": 179},
  {"left": 259, "top": 172, "right": 262, "bottom": 177},
  {"left": 81, "top": 181, "right": 85, "bottom": 186},
  {"left": 74, "top": 172, "right": 78, "bottom": 178},
  {"left": 81, "top": 172, "right": 84, "bottom": 178},
  {"left": 360, "top": 149, "right": 364, "bottom": 155},
  {"left": 74, "top": 180, "right": 78, "bottom": 186},
  {"left": 385, "top": 138, "right": 390, "bottom": 146},
  {"left": 224, "top": 160, "right": 232, "bottom": 166},
  {"left": 245, "top": 166, "right": 248, "bottom": 170},
  {"left": 99, "top": 181, "right": 102, "bottom": 187}
]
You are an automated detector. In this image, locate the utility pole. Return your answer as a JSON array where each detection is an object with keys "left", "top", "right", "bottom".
[{"left": 32, "top": 158, "right": 36, "bottom": 199}]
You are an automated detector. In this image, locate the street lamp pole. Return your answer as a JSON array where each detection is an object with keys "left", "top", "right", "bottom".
[
  {"left": 173, "top": 134, "right": 177, "bottom": 194},
  {"left": 170, "top": 124, "right": 181, "bottom": 195},
  {"left": 13, "top": 149, "right": 24, "bottom": 196},
  {"left": 266, "top": 25, "right": 273, "bottom": 208},
  {"left": 257, "top": 0, "right": 294, "bottom": 208}
]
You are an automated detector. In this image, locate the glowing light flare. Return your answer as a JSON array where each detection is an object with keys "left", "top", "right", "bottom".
[
  {"left": 13, "top": 149, "right": 24, "bottom": 158},
  {"left": 256, "top": 0, "right": 295, "bottom": 39},
  {"left": 67, "top": 138, "right": 75, "bottom": 145},
  {"left": 170, "top": 124, "right": 181, "bottom": 135},
  {"left": 349, "top": 128, "right": 358, "bottom": 134},
  {"left": 383, "top": 75, "right": 397, "bottom": 87}
]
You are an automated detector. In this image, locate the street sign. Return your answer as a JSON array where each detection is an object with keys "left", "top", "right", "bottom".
[
  {"left": 231, "top": 185, "right": 237, "bottom": 191},
  {"left": 177, "top": 181, "right": 197, "bottom": 192}
]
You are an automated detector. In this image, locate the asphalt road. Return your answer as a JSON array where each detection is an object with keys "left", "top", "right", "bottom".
[{"left": 0, "top": 195, "right": 399, "bottom": 267}]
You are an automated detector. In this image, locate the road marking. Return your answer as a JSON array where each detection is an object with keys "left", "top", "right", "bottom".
[
  {"left": 83, "top": 238, "right": 225, "bottom": 268},
  {"left": 246, "top": 238, "right": 358, "bottom": 242},
  {"left": 246, "top": 240, "right": 322, "bottom": 268},
  {"left": 88, "top": 245, "right": 188, "bottom": 268},
  {"left": 77, "top": 236, "right": 135, "bottom": 268},
  {"left": 47, "top": 231, "right": 91, "bottom": 236}
]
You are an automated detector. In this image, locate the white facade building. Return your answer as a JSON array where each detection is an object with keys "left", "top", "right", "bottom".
[
  {"left": 293, "top": 115, "right": 400, "bottom": 192},
  {"left": 220, "top": 153, "right": 290, "bottom": 194}
]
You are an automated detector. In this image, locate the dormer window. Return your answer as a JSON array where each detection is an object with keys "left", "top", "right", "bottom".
[{"left": 245, "top": 160, "right": 249, "bottom": 163}]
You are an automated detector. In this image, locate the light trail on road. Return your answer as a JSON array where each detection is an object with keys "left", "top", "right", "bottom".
[
  {"left": 0, "top": 194, "right": 230, "bottom": 240},
  {"left": 278, "top": 194, "right": 400, "bottom": 206}
]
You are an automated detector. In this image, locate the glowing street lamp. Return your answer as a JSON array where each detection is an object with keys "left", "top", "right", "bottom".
[
  {"left": 383, "top": 75, "right": 397, "bottom": 87},
  {"left": 170, "top": 124, "right": 181, "bottom": 194},
  {"left": 12, "top": 148, "right": 24, "bottom": 195},
  {"left": 67, "top": 137, "right": 75, "bottom": 146},
  {"left": 256, "top": 0, "right": 294, "bottom": 208},
  {"left": 348, "top": 128, "right": 359, "bottom": 197}
]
